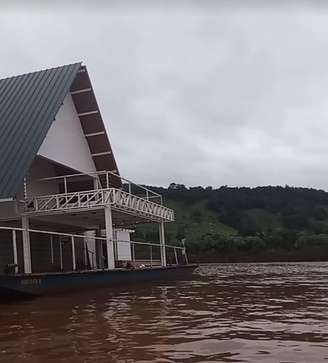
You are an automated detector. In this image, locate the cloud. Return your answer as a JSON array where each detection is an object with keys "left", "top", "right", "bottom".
[{"left": 1, "top": 3, "right": 328, "bottom": 189}]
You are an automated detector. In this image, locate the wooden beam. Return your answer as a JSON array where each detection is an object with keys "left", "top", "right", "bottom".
[
  {"left": 91, "top": 151, "right": 112, "bottom": 157},
  {"left": 85, "top": 131, "right": 105, "bottom": 137},
  {"left": 71, "top": 88, "right": 92, "bottom": 95},
  {"left": 77, "top": 110, "right": 99, "bottom": 117}
]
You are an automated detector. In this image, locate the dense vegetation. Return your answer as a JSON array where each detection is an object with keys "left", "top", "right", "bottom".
[{"left": 134, "top": 184, "right": 328, "bottom": 261}]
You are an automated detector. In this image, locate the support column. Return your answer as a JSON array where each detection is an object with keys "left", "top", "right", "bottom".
[
  {"left": 159, "top": 222, "right": 167, "bottom": 267},
  {"left": 105, "top": 206, "right": 115, "bottom": 269},
  {"left": 21, "top": 215, "right": 32, "bottom": 274}
]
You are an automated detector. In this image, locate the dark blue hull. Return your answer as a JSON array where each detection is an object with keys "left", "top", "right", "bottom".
[{"left": 0, "top": 265, "right": 197, "bottom": 297}]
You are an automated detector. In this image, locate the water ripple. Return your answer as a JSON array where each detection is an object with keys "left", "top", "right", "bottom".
[{"left": 1, "top": 262, "right": 328, "bottom": 362}]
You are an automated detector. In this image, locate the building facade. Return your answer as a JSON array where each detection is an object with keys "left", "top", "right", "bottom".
[{"left": 0, "top": 63, "right": 178, "bottom": 275}]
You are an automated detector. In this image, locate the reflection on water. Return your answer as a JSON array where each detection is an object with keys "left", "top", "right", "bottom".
[{"left": 1, "top": 262, "right": 328, "bottom": 362}]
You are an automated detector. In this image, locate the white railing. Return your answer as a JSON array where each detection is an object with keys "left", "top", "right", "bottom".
[
  {"left": 25, "top": 188, "right": 174, "bottom": 222},
  {"left": 112, "top": 189, "right": 174, "bottom": 221},
  {"left": 36, "top": 170, "right": 163, "bottom": 204},
  {"left": 0, "top": 226, "right": 188, "bottom": 274},
  {"left": 24, "top": 170, "right": 173, "bottom": 222}
]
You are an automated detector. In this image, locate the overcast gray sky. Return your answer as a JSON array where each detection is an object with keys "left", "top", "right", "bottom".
[{"left": 1, "top": 1, "right": 328, "bottom": 189}]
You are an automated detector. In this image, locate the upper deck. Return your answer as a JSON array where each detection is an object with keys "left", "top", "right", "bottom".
[{"left": 23, "top": 170, "right": 175, "bottom": 225}]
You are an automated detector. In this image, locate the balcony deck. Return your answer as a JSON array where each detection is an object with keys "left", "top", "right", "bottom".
[{"left": 24, "top": 187, "right": 174, "bottom": 223}]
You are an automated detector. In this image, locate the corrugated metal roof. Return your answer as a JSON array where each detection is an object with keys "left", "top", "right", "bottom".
[{"left": 0, "top": 63, "right": 82, "bottom": 198}]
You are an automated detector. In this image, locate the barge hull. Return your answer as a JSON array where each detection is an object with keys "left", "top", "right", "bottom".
[{"left": 0, "top": 265, "right": 197, "bottom": 297}]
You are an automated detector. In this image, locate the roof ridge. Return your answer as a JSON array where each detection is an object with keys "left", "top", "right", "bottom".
[{"left": 0, "top": 62, "right": 82, "bottom": 82}]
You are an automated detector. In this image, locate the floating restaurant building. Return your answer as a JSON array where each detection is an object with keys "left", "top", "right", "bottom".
[{"left": 0, "top": 63, "right": 194, "bottom": 295}]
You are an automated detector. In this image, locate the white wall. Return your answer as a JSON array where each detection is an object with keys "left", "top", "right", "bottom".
[
  {"left": 101, "top": 228, "right": 132, "bottom": 261},
  {"left": 84, "top": 230, "right": 97, "bottom": 269},
  {"left": 115, "top": 229, "right": 132, "bottom": 261},
  {"left": 37, "top": 94, "right": 96, "bottom": 174}
]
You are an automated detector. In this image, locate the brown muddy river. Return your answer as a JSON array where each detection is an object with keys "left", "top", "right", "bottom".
[{"left": 1, "top": 262, "right": 328, "bottom": 362}]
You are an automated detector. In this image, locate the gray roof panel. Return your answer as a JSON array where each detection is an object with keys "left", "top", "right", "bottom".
[{"left": 0, "top": 63, "right": 82, "bottom": 198}]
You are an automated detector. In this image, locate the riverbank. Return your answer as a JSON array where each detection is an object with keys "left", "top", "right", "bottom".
[{"left": 189, "top": 246, "right": 328, "bottom": 263}]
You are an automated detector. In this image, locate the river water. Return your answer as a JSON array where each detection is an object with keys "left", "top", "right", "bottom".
[{"left": 1, "top": 262, "right": 328, "bottom": 362}]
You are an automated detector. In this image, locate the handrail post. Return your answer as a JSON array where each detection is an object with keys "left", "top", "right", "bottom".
[
  {"left": 64, "top": 177, "right": 68, "bottom": 194},
  {"left": 174, "top": 247, "right": 178, "bottom": 265},
  {"left": 159, "top": 222, "right": 167, "bottom": 267},
  {"left": 184, "top": 249, "right": 189, "bottom": 265},
  {"left": 59, "top": 238, "right": 63, "bottom": 271},
  {"left": 71, "top": 236, "right": 76, "bottom": 271},
  {"left": 50, "top": 234, "right": 54, "bottom": 264},
  {"left": 182, "top": 238, "right": 189, "bottom": 265},
  {"left": 93, "top": 177, "right": 98, "bottom": 191},
  {"left": 22, "top": 215, "right": 32, "bottom": 273},
  {"left": 105, "top": 206, "right": 115, "bottom": 269},
  {"left": 113, "top": 239, "right": 118, "bottom": 262},
  {"left": 150, "top": 245, "right": 153, "bottom": 267},
  {"left": 12, "top": 230, "right": 18, "bottom": 273},
  {"left": 84, "top": 243, "right": 88, "bottom": 268},
  {"left": 106, "top": 172, "right": 109, "bottom": 189},
  {"left": 132, "top": 241, "right": 135, "bottom": 263}
]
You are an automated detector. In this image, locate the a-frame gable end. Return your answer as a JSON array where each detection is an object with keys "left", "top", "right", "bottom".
[
  {"left": 37, "top": 93, "right": 97, "bottom": 174},
  {"left": 70, "top": 66, "right": 121, "bottom": 188}
]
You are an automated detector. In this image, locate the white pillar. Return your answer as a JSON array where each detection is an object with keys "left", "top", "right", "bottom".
[
  {"left": 159, "top": 222, "right": 167, "bottom": 267},
  {"left": 22, "top": 215, "right": 32, "bottom": 274},
  {"left": 105, "top": 206, "right": 115, "bottom": 269}
]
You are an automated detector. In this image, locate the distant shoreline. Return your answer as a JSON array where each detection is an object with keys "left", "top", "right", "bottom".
[{"left": 189, "top": 246, "right": 328, "bottom": 263}]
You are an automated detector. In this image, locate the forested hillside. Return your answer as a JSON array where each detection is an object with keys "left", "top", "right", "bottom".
[{"left": 134, "top": 184, "right": 328, "bottom": 262}]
